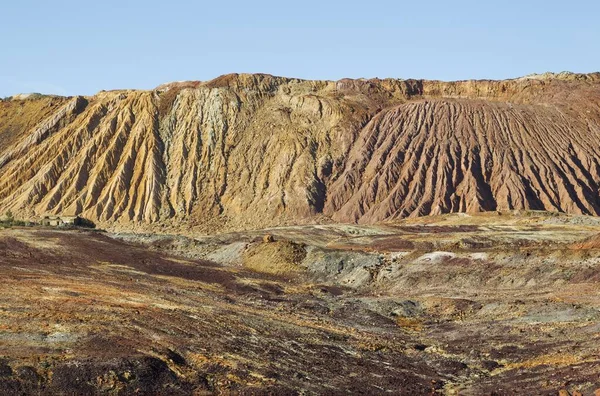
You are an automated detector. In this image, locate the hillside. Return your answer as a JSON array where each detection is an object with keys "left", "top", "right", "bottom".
[{"left": 1, "top": 72, "right": 600, "bottom": 232}]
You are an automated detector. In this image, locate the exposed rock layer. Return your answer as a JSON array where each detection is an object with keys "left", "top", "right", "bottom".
[{"left": 1, "top": 72, "right": 600, "bottom": 232}]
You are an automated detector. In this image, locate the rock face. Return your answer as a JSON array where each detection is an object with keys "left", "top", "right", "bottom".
[{"left": 1, "top": 72, "right": 600, "bottom": 232}]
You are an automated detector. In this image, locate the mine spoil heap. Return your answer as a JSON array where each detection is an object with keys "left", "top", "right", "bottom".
[{"left": 1, "top": 72, "right": 600, "bottom": 232}]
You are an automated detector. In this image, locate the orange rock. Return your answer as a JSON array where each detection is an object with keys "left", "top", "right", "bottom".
[{"left": 2, "top": 73, "right": 600, "bottom": 233}]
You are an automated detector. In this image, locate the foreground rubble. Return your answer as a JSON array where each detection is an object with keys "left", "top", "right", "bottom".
[{"left": 2, "top": 213, "right": 600, "bottom": 394}]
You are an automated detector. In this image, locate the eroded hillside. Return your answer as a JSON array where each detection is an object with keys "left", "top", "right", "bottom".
[{"left": 1, "top": 72, "right": 600, "bottom": 232}]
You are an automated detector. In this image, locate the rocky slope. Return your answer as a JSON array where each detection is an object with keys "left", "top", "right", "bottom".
[{"left": 1, "top": 72, "right": 600, "bottom": 232}]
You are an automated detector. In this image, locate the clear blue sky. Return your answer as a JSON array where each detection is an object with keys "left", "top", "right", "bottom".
[{"left": 1, "top": 0, "right": 598, "bottom": 97}]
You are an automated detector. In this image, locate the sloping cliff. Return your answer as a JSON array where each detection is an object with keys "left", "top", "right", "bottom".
[{"left": 1, "top": 72, "right": 599, "bottom": 232}]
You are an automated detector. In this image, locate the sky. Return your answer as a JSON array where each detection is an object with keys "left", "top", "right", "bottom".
[{"left": 1, "top": 0, "right": 599, "bottom": 97}]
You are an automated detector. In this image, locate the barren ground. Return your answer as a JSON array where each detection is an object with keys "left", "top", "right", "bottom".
[{"left": 1, "top": 212, "right": 600, "bottom": 395}]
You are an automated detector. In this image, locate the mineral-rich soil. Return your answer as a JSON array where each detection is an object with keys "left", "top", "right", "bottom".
[
  {"left": 3, "top": 72, "right": 600, "bottom": 394},
  {"left": 2, "top": 212, "right": 600, "bottom": 394},
  {"left": 1, "top": 72, "right": 600, "bottom": 232}
]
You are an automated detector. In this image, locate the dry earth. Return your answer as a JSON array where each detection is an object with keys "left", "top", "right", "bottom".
[
  {"left": 1, "top": 212, "right": 600, "bottom": 394},
  {"left": 3, "top": 72, "right": 600, "bottom": 395},
  {"left": 1, "top": 72, "right": 600, "bottom": 233}
]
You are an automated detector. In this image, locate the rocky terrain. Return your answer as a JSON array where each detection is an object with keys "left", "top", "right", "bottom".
[
  {"left": 3, "top": 72, "right": 600, "bottom": 394},
  {"left": 1, "top": 212, "right": 600, "bottom": 394},
  {"left": 1, "top": 72, "right": 600, "bottom": 232}
]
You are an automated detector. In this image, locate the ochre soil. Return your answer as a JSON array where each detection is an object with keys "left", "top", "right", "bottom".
[{"left": 2, "top": 73, "right": 600, "bottom": 233}]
